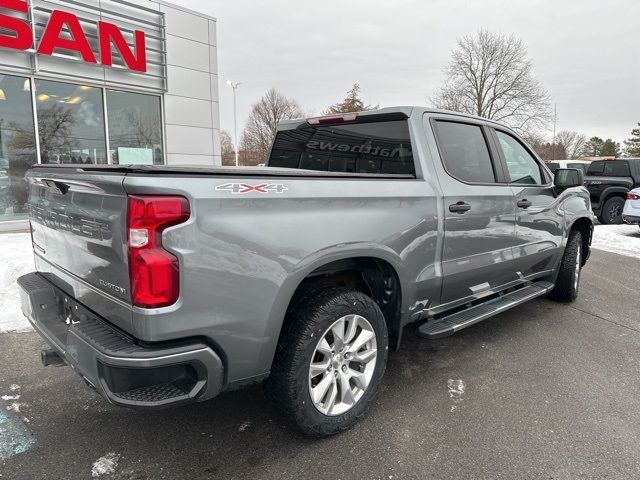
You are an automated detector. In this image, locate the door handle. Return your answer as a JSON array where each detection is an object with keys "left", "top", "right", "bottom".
[
  {"left": 449, "top": 201, "right": 471, "bottom": 214},
  {"left": 517, "top": 199, "right": 533, "bottom": 209}
]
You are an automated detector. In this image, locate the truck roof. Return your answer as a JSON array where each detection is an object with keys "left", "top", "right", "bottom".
[{"left": 278, "top": 106, "right": 512, "bottom": 130}]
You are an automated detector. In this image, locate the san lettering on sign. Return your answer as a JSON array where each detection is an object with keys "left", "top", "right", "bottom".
[{"left": 0, "top": 0, "right": 148, "bottom": 73}]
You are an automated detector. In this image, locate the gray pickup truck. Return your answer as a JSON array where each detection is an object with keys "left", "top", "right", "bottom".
[{"left": 18, "top": 107, "right": 594, "bottom": 436}]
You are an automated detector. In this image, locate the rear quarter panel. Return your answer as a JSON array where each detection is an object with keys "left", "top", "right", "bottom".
[{"left": 123, "top": 174, "right": 439, "bottom": 384}]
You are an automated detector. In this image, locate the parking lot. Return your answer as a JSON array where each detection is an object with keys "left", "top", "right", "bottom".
[{"left": 1, "top": 247, "right": 639, "bottom": 480}]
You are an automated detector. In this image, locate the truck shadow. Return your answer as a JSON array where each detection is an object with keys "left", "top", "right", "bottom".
[
  {"left": 78, "top": 297, "right": 560, "bottom": 478},
  {"left": 3, "top": 296, "right": 569, "bottom": 479}
]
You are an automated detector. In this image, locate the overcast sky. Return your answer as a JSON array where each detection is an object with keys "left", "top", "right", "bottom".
[{"left": 173, "top": 0, "right": 639, "bottom": 144}]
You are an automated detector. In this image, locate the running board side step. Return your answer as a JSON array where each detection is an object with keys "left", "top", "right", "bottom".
[{"left": 417, "top": 281, "right": 554, "bottom": 340}]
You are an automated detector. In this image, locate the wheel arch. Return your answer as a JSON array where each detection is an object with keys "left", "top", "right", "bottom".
[
  {"left": 600, "top": 188, "right": 629, "bottom": 208},
  {"left": 260, "top": 247, "right": 408, "bottom": 374},
  {"left": 568, "top": 216, "right": 593, "bottom": 266}
]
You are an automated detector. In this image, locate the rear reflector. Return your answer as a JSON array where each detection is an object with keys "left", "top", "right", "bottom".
[
  {"left": 127, "top": 196, "right": 190, "bottom": 308},
  {"left": 307, "top": 113, "right": 358, "bottom": 125},
  {"left": 626, "top": 192, "right": 640, "bottom": 201}
]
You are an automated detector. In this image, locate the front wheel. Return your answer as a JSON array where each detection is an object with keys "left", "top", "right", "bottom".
[
  {"left": 549, "top": 231, "right": 583, "bottom": 302},
  {"left": 268, "top": 286, "right": 388, "bottom": 436}
]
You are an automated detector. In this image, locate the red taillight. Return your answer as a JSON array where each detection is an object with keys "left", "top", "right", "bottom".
[
  {"left": 127, "top": 195, "right": 190, "bottom": 308},
  {"left": 626, "top": 192, "right": 640, "bottom": 201}
]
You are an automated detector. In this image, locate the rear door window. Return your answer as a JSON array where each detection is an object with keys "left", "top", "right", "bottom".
[
  {"left": 433, "top": 121, "right": 497, "bottom": 183},
  {"left": 268, "top": 120, "right": 415, "bottom": 176},
  {"left": 587, "top": 161, "right": 630, "bottom": 176},
  {"left": 604, "top": 161, "right": 630, "bottom": 177}
]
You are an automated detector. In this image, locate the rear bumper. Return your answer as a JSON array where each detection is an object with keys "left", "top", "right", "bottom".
[
  {"left": 622, "top": 213, "right": 640, "bottom": 225},
  {"left": 18, "top": 272, "right": 224, "bottom": 409}
]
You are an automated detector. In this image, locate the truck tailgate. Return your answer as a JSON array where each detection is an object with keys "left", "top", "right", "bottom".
[{"left": 27, "top": 168, "right": 132, "bottom": 330}]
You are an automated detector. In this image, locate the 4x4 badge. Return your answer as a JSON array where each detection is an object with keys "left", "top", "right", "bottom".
[{"left": 215, "top": 183, "right": 288, "bottom": 194}]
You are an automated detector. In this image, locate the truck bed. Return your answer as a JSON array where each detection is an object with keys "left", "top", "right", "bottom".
[{"left": 31, "top": 164, "right": 414, "bottom": 179}]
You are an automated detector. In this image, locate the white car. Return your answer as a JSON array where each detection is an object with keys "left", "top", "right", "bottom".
[
  {"left": 547, "top": 160, "right": 591, "bottom": 176},
  {"left": 622, "top": 188, "right": 640, "bottom": 227}
]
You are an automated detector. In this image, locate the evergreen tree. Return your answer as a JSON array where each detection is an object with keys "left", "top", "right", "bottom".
[
  {"left": 583, "top": 137, "right": 604, "bottom": 156},
  {"left": 623, "top": 123, "right": 640, "bottom": 157},
  {"left": 324, "top": 84, "right": 378, "bottom": 114},
  {"left": 601, "top": 139, "right": 621, "bottom": 157}
]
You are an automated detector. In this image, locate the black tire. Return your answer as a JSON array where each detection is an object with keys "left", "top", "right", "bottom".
[
  {"left": 600, "top": 196, "right": 625, "bottom": 225},
  {"left": 549, "top": 231, "right": 583, "bottom": 303},
  {"left": 267, "top": 286, "right": 388, "bottom": 437}
]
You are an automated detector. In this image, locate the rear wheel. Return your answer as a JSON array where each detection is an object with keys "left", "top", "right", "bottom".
[
  {"left": 268, "top": 286, "right": 388, "bottom": 436},
  {"left": 549, "top": 231, "right": 583, "bottom": 303},
  {"left": 600, "top": 196, "right": 625, "bottom": 224}
]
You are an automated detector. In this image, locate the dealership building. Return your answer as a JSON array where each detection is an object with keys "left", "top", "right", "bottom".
[{"left": 0, "top": 0, "right": 220, "bottom": 231}]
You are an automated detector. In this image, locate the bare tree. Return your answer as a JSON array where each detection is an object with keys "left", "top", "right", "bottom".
[
  {"left": 9, "top": 105, "right": 77, "bottom": 162},
  {"left": 554, "top": 130, "right": 587, "bottom": 159},
  {"left": 431, "top": 30, "right": 552, "bottom": 135},
  {"left": 220, "top": 130, "right": 235, "bottom": 166},
  {"left": 528, "top": 139, "right": 566, "bottom": 161},
  {"left": 125, "top": 110, "right": 161, "bottom": 148},
  {"left": 241, "top": 88, "right": 304, "bottom": 163}
]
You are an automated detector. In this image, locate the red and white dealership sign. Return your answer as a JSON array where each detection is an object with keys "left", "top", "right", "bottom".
[{"left": 0, "top": 0, "right": 148, "bottom": 73}]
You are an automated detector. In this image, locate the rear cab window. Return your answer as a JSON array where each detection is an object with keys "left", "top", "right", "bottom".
[{"left": 267, "top": 118, "right": 415, "bottom": 176}]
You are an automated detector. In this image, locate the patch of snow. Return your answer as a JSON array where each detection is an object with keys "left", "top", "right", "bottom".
[
  {"left": 5, "top": 402, "right": 23, "bottom": 413},
  {"left": 91, "top": 453, "right": 120, "bottom": 478},
  {"left": 9, "top": 385, "right": 20, "bottom": 391},
  {"left": 1, "top": 395, "right": 19, "bottom": 401},
  {"left": 0, "top": 233, "right": 34, "bottom": 333},
  {"left": 591, "top": 224, "right": 640, "bottom": 259},
  {"left": 238, "top": 420, "right": 251, "bottom": 432},
  {"left": 447, "top": 379, "right": 465, "bottom": 402}
]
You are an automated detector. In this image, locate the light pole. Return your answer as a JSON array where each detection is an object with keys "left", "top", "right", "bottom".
[
  {"left": 0, "top": 119, "right": 4, "bottom": 159},
  {"left": 551, "top": 103, "right": 557, "bottom": 161},
  {"left": 226, "top": 80, "right": 241, "bottom": 167}
]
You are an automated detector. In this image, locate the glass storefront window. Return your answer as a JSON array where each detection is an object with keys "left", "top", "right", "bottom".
[
  {"left": 0, "top": 75, "right": 37, "bottom": 221},
  {"left": 0, "top": 77, "right": 166, "bottom": 225},
  {"left": 107, "top": 90, "right": 163, "bottom": 165},
  {"left": 35, "top": 79, "right": 107, "bottom": 165}
]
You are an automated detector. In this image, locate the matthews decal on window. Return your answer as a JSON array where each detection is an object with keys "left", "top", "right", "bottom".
[{"left": 305, "top": 140, "right": 412, "bottom": 158}]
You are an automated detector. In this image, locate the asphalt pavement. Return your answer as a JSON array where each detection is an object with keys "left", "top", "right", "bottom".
[{"left": 1, "top": 249, "right": 639, "bottom": 480}]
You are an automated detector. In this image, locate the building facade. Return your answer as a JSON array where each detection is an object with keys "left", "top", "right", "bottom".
[{"left": 0, "top": 0, "right": 220, "bottom": 230}]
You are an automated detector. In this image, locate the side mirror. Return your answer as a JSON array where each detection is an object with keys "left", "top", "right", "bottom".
[{"left": 554, "top": 168, "right": 584, "bottom": 190}]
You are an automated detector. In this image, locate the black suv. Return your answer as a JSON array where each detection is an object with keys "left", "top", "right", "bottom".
[{"left": 585, "top": 159, "right": 640, "bottom": 224}]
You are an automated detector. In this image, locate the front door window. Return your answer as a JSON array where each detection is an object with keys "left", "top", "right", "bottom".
[{"left": 496, "top": 131, "right": 543, "bottom": 185}]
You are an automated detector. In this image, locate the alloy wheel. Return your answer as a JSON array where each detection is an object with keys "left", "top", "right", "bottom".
[{"left": 308, "top": 315, "right": 378, "bottom": 416}]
